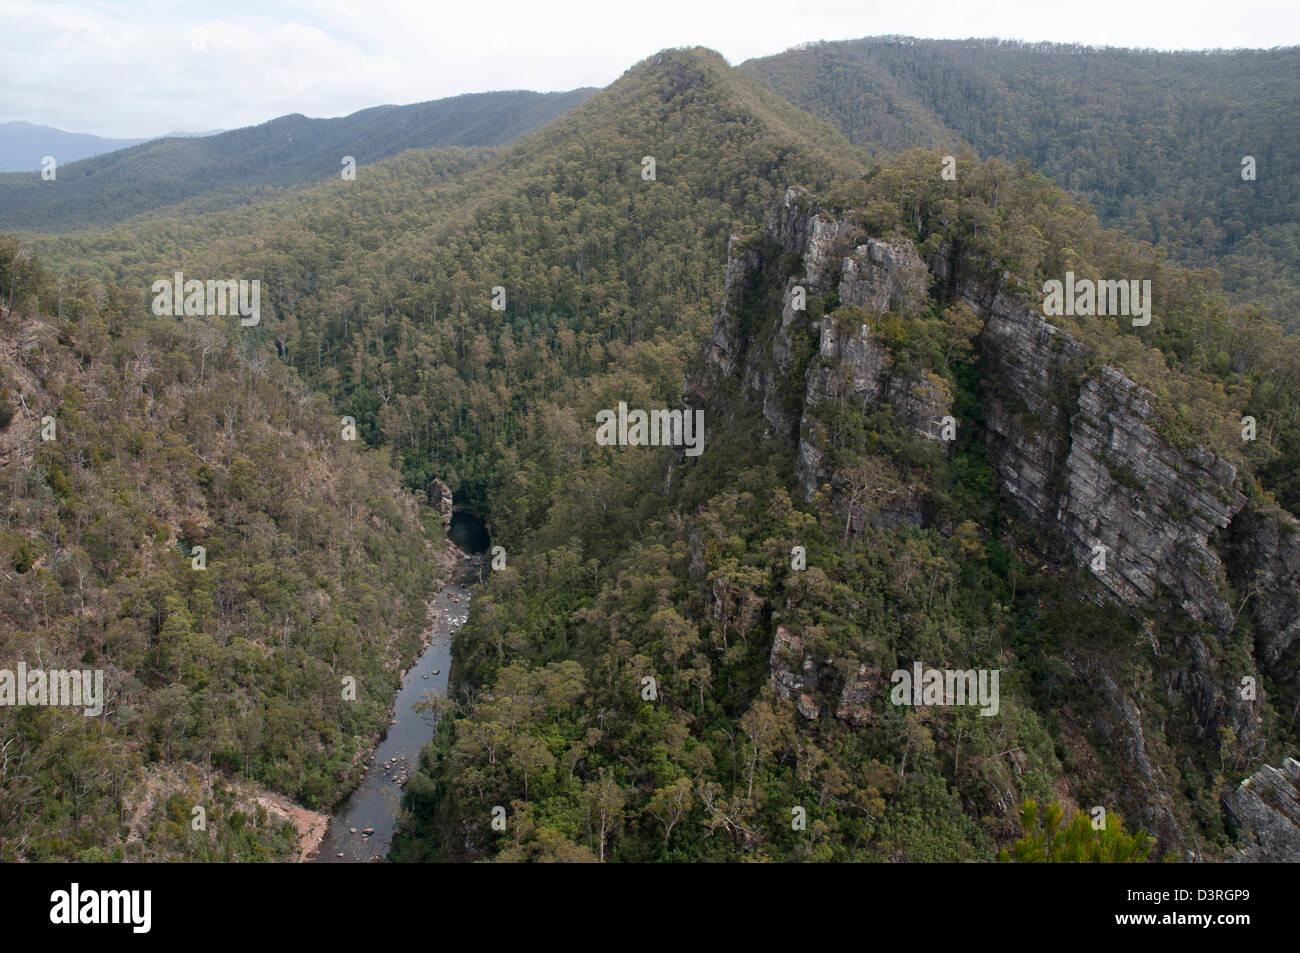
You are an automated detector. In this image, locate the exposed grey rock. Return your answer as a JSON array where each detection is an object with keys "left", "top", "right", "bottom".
[
  {"left": 765, "top": 187, "right": 859, "bottom": 296},
  {"left": 769, "top": 625, "right": 821, "bottom": 719},
  {"left": 977, "top": 292, "right": 1085, "bottom": 528},
  {"left": 427, "top": 478, "right": 453, "bottom": 529},
  {"left": 970, "top": 274, "right": 1282, "bottom": 747},
  {"left": 840, "top": 238, "right": 930, "bottom": 317},
  {"left": 769, "top": 628, "right": 886, "bottom": 726},
  {"left": 699, "top": 190, "right": 1300, "bottom": 858},
  {"left": 1063, "top": 367, "right": 1243, "bottom": 631},
  {"left": 836, "top": 664, "right": 884, "bottom": 726},
  {"left": 697, "top": 187, "right": 953, "bottom": 507},
  {"left": 703, "top": 192, "right": 1300, "bottom": 674},
  {"left": 1225, "top": 758, "right": 1300, "bottom": 862}
]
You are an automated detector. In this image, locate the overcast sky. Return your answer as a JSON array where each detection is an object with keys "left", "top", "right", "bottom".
[{"left": 4, "top": 0, "right": 1300, "bottom": 138}]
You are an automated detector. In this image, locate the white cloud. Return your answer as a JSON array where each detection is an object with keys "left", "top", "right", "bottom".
[{"left": 1, "top": 0, "right": 1297, "bottom": 137}]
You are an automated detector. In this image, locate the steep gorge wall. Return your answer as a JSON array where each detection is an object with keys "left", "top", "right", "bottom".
[
  {"left": 695, "top": 187, "right": 1300, "bottom": 852},
  {"left": 700, "top": 187, "right": 953, "bottom": 509},
  {"left": 701, "top": 186, "right": 1299, "bottom": 687}
]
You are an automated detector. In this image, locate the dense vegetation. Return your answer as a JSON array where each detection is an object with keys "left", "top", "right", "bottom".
[
  {"left": 0, "top": 241, "right": 441, "bottom": 860},
  {"left": 390, "top": 144, "right": 1300, "bottom": 861},
  {"left": 999, "top": 800, "right": 1156, "bottom": 863},
  {"left": 26, "top": 49, "right": 863, "bottom": 516},
  {"left": 0, "top": 88, "right": 594, "bottom": 232},
  {"left": 742, "top": 38, "right": 1300, "bottom": 324},
  {"left": 5, "top": 42, "right": 1298, "bottom": 863}
]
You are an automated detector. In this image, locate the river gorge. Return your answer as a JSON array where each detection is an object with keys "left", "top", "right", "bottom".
[{"left": 312, "top": 513, "right": 488, "bottom": 862}]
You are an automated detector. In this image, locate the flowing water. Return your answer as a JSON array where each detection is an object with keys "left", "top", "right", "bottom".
[
  {"left": 314, "top": 513, "right": 488, "bottom": 862},
  {"left": 315, "top": 512, "right": 491, "bottom": 863},
  {"left": 312, "top": 578, "right": 467, "bottom": 861}
]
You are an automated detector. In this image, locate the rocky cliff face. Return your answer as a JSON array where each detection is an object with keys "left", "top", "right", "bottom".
[
  {"left": 1224, "top": 758, "right": 1300, "bottom": 862},
  {"left": 696, "top": 186, "right": 1300, "bottom": 854},
  {"left": 427, "top": 478, "right": 454, "bottom": 530},
  {"left": 974, "top": 289, "right": 1250, "bottom": 638},
  {"left": 966, "top": 268, "right": 1300, "bottom": 764},
  {"left": 704, "top": 186, "right": 1299, "bottom": 681},
  {"left": 701, "top": 187, "right": 953, "bottom": 512}
]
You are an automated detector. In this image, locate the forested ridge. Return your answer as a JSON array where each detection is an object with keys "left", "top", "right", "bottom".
[
  {"left": 741, "top": 38, "right": 1300, "bottom": 324},
  {"left": 3, "top": 42, "right": 1298, "bottom": 863},
  {"left": 0, "top": 88, "right": 595, "bottom": 232},
  {"left": 390, "top": 146, "right": 1300, "bottom": 861}
]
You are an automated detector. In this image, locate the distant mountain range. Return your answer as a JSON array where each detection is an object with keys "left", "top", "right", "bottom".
[
  {"left": 0, "top": 121, "right": 149, "bottom": 171},
  {"left": 0, "top": 89, "right": 595, "bottom": 230},
  {"left": 0, "top": 121, "right": 226, "bottom": 172}
]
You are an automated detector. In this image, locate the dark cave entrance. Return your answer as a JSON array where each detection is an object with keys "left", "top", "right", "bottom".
[{"left": 448, "top": 510, "right": 490, "bottom": 555}]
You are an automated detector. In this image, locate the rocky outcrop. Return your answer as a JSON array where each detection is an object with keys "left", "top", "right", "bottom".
[
  {"left": 1224, "top": 758, "right": 1300, "bottom": 862},
  {"left": 965, "top": 266, "right": 1300, "bottom": 734},
  {"left": 702, "top": 189, "right": 1298, "bottom": 684},
  {"left": 428, "top": 478, "right": 453, "bottom": 529},
  {"left": 976, "top": 295, "right": 1246, "bottom": 635},
  {"left": 1065, "top": 369, "right": 1243, "bottom": 628},
  {"left": 699, "top": 187, "right": 953, "bottom": 507},
  {"left": 975, "top": 291, "right": 1087, "bottom": 529},
  {"left": 698, "top": 184, "right": 1300, "bottom": 858},
  {"left": 769, "top": 626, "right": 822, "bottom": 720},
  {"left": 835, "top": 664, "right": 884, "bottom": 726},
  {"left": 769, "top": 626, "right": 887, "bottom": 726}
]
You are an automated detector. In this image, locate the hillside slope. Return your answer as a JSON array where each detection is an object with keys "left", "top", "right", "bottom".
[
  {"left": 0, "top": 244, "right": 443, "bottom": 860},
  {"left": 9, "top": 45, "right": 1300, "bottom": 864},
  {"left": 0, "top": 88, "right": 595, "bottom": 232},
  {"left": 395, "top": 150, "right": 1300, "bottom": 862},
  {"left": 741, "top": 38, "right": 1300, "bottom": 321}
]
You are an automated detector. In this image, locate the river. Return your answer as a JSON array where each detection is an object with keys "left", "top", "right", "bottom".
[{"left": 313, "top": 540, "right": 483, "bottom": 862}]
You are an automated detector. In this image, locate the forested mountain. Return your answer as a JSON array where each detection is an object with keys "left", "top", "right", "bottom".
[
  {"left": 741, "top": 38, "right": 1300, "bottom": 323},
  {"left": 390, "top": 147, "right": 1300, "bottom": 862},
  {"left": 0, "top": 88, "right": 595, "bottom": 232},
  {"left": 2, "top": 46, "right": 862, "bottom": 861},
  {"left": 25, "top": 48, "right": 863, "bottom": 513},
  {"left": 5, "top": 43, "right": 1299, "bottom": 864}
]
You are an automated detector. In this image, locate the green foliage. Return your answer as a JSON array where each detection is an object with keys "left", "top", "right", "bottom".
[
  {"left": 0, "top": 251, "right": 441, "bottom": 861},
  {"left": 0, "top": 90, "right": 597, "bottom": 232},
  {"left": 743, "top": 38, "right": 1300, "bottom": 325},
  {"left": 7, "top": 44, "right": 1296, "bottom": 866},
  {"left": 999, "top": 798, "right": 1154, "bottom": 863}
]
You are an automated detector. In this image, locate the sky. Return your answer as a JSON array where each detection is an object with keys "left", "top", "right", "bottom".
[{"left": 3, "top": 0, "right": 1300, "bottom": 138}]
